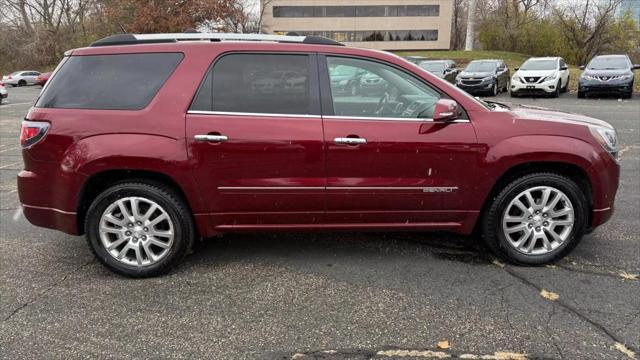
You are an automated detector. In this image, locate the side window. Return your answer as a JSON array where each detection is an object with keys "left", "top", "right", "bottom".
[
  {"left": 326, "top": 56, "right": 441, "bottom": 119},
  {"left": 190, "top": 53, "right": 313, "bottom": 115},
  {"left": 36, "top": 53, "right": 183, "bottom": 110}
]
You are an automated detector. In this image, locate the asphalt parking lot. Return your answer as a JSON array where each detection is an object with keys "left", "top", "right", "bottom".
[{"left": 0, "top": 86, "right": 638, "bottom": 359}]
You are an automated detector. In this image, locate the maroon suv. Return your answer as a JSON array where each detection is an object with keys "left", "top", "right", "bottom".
[{"left": 18, "top": 33, "right": 620, "bottom": 277}]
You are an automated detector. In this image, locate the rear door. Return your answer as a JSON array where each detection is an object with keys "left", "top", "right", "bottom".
[
  {"left": 185, "top": 52, "right": 325, "bottom": 229},
  {"left": 320, "top": 55, "right": 480, "bottom": 229}
]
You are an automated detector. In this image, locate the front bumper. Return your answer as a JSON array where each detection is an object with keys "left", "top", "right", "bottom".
[
  {"left": 579, "top": 79, "right": 633, "bottom": 94},
  {"left": 455, "top": 79, "right": 495, "bottom": 94},
  {"left": 511, "top": 78, "right": 558, "bottom": 94},
  {"left": 0, "top": 92, "right": 7, "bottom": 99}
]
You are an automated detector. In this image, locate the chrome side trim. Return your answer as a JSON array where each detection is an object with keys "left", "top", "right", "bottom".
[
  {"left": 322, "top": 115, "right": 470, "bottom": 123},
  {"left": 188, "top": 110, "right": 321, "bottom": 119},
  {"left": 218, "top": 186, "right": 458, "bottom": 192},
  {"left": 218, "top": 186, "right": 324, "bottom": 190}
]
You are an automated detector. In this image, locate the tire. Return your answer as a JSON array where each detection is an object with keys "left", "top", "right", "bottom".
[
  {"left": 503, "top": 80, "right": 510, "bottom": 92},
  {"left": 551, "top": 81, "right": 560, "bottom": 98},
  {"left": 510, "top": 91, "right": 517, "bottom": 98},
  {"left": 577, "top": 91, "right": 585, "bottom": 99},
  {"left": 623, "top": 91, "right": 632, "bottom": 99},
  {"left": 481, "top": 173, "right": 588, "bottom": 265},
  {"left": 85, "top": 181, "right": 195, "bottom": 277},
  {"left": 18, "top": 80, "right": 26, "bottom": 87},
  {"left": 562, "top": 76, "right": 569, "bottom": 93},
  {"left": 490, "top": 82, "right": 498, "bottom": 97}
]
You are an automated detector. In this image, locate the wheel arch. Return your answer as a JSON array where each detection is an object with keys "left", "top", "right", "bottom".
[
  {"left": 476, "top": 161, "right": 593, "bottom": 233},
  {"left": 76, "top": 169, "right": 198, "bottom": 236}
]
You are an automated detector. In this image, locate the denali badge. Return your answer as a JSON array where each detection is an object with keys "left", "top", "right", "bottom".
[{"left": 423, "top": 187, "right": 458, "bottom": 193}]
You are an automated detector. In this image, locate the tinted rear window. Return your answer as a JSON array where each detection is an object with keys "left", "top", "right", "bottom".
[
  {"left": 190, "top": 53, "right": 313, "bottom": 115},
  {"left": 36, "top": 53, "right": 183, "bottom": 110}
]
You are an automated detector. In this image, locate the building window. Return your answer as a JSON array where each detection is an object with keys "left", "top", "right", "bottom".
[
  {"left": 273, "top": 5, "right": 439, "bottom": 18},
  {"left": 278, "top": 30, "right": 439, "bottom": 42}
]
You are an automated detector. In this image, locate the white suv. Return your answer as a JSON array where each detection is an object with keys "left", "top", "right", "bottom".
[{"left": 511, "top": 57, "right": 569, "bottom": 97}]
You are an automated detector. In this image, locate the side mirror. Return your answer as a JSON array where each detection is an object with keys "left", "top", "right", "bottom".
[
  {"left": 561, "top": 65, "right": 568, "bottom": 70},
  {"left": 579, "top": 65, "right": 585, "bottom": 70},
  {"left": 514, "top": 67, "right": 519, "bottom": 71},
  {"left": 633, "top": 64, "right": 640, "bottom": 70},
  {"left": 432, "top": 99, "right": 460, "bottom": 122}
]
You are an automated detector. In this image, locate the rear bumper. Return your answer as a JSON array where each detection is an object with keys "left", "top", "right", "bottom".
[{"left": 18, "top": 169, "right": 83, "bottom": 235}]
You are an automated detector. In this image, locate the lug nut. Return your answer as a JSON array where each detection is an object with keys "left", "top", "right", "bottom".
[
  {"left": 543, "top": 221, "right": 549, "bottom": 226},
  {"left": 128, "top": 223, "right": 133, "bottom": 227},
  {"left": 125, "top": 231, "right": 131, "bottom": 236},
  {"left": 543, "top": 213, "right": 548, "bottom": 217},
  {"left": 136, "top": 221, "right": 142, "bottom": 225},
  {"left": 143, "top": 227, "right": 149, "bottom": 232},
  {"left": 132, "top": 237, "right": 138, "bottom": 242},
  {"left": 528, "top": 223, "right": 533, "bottom": 228},
  {"left": 535, "top": 210, "right": 540, "bottom": 214},
  {"left": 141, "top": 235, "right": 147, "bottom": 240},
  {"left": 535, "top": 227, "right": 541, "bottom": 231},
  {"left": 528, "top": 215, "right": 533, "bottom": 220}
]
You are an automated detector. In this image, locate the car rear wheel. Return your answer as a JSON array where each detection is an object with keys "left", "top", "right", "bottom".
[
  {"left": 578, "top": 91, "right": 586, "bottom": 99},
  {"left": 18, "top": 80, "right": 26, "bottom": 87},
  {"left": 85, "top": 181, "right": 195, "bottom": 277},
  {"left": 481, "top": 173, "right": 587, "bottom": 265},
  {"left": 552, "top": 81, "right": 561, "bottom": 98}
]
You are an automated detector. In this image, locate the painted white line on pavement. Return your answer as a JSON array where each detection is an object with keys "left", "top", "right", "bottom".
[
  {"left": 0, "top": 102, "right": 33, "bottom": 107},
  {"left": 0, "top": 162, "right": 21, "bottom": 169}
]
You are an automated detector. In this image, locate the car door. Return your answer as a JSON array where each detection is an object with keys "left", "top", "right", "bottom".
[
  {"left": 185, "top": 52, "right": 325, "bottom": 228},
  {"left": 25, "top": 72, "right": 39, "bottom": 84},
  {"left": 319, "top": 55, "right": 480, "bottom": 229},
  {"left": 559, "top": 59, "right": 569, "bottom": 88}
]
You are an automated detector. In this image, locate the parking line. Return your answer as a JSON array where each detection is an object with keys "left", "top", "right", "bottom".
[
  {"left": 0, "top": 146, "right": 20, "bottom": 153},
  {"left": 0, "top": 102, "right": 33, "bottom": 107},
  {"left": 0, "top": 162, "right": 21, "bottom": 169}
]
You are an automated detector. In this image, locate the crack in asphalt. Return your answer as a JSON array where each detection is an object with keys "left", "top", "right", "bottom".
[
  {"left": 501, "top": 266, "right": 639, "bottom": 354},
  {"left": 2, "top": 259, "right": 95, "bottom": 323}
]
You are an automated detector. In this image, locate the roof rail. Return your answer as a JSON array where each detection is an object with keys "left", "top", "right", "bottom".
[{"left": 90, "top": 33, "right": 344, "bottom": 47}]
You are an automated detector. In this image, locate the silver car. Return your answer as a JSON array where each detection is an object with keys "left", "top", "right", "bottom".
[{"left": 2, "top": 70, "right": 41, "bottom": 87}]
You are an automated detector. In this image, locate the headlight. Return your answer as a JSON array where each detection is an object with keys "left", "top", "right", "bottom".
[
  {"left": 581, "top": 74, "right": 596, "bottom": 80},
  {"left": 589, "top": 126, "right": 618, "bottom": 159},
  {"left": 620, "top": 74, "right": 633, "bottom": 80},
  {"left": 338, "top": 79, "right": 349, "bottom": 86},
  {"left": 512, "top": 75, "right": 521, "bottom": 82},
  {"left": 455, "top": 76, "right": 462, "bottom": 83},
  {"left": 544, "top": 74, "right": 558, "bottom": 81},
  {"left": 482, "top": 76, "right": 494, "bottom": 82}
]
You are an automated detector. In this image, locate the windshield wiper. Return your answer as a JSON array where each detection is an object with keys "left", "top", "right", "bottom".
[{"left": 484, "top": 100, "right": 511, "bottom": 110}]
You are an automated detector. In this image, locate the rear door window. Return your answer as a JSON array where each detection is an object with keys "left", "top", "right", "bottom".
[
  {"left": 190, "top": 53, "right": 314, "bottom": 115},
  {"left": 36, "top": 53, "right": 183, "bottom": 110}
]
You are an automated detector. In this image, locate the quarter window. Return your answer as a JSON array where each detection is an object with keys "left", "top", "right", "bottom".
[
  {"left": 191, "top": 54, "right": 313, "bottom": 115},
  {"left": 326, "top": 57, "right": 441, "bottom": 119},
  {"left": 36, "top": 53, "right": 183, "bottom": 110}
]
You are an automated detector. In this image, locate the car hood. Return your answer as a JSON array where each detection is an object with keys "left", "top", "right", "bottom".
[
  {"left": 582, "top": 68, "right": 632, "bottom": 77},
  {"left": 506, "top": 103, "right": 612, "bottom": 128},
  {"left": 514, "top": 69, "right": 556, "bottom": 77},
  {"left": 459, "top": 71, "right": 493, "bottom": 78}
]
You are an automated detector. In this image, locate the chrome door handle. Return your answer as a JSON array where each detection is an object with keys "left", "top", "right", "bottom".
[
  {"left": 194, "top": 134, "right": 228, "bottom": 142},
  {"left": 334, "top": 137, "right": 367, "bottom": 145}
]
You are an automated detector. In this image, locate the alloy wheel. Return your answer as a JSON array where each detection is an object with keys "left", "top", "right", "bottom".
[
  {"left": 99, "top": 196, "right": 174, "bottom": 267},
  {"left": 502, "top": 186, "right": 574, "bottom": 255}
]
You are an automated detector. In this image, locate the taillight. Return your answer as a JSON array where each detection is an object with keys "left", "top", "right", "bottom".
[{"left": 20, "top": 121, "right": 50, "bottom": 148}]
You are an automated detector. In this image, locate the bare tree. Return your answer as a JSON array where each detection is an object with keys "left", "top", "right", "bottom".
[
  {"left": 465, "top": 0, "right": 477, "bottom": 50},
  {"left": 554, "top": 0, "right": 623, "bottom": 65}
]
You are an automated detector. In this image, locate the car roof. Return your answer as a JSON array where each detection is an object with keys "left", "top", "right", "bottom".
[
  {"left": 592, "top": 54, "right": 628, "bottom": 59},
  {"left": 526, "top": 57, "right": 559, "bottom": 61},
  {"left": 469, "top": 59, "right": 501, "bottom": 62}
]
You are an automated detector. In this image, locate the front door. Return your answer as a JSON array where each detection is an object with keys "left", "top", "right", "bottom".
[
  {"left": 186, "top": 52, "right": 325, "bottom": 229},
  {"left": 320, "top": 55, "right": 480, "bottom": 230}
]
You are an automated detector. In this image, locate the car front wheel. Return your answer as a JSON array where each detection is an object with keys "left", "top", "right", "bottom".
[
  {"left": 85, "top": 181, "right": 195, "bottom": 277},
  {"left": 481, "top": 173, "right": 587, "bottom": 265}
]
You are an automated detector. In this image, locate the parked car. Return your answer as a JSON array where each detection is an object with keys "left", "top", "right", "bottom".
[
  {"left": 329, "top": 64, "right": 365, "bottom": 95},
  {"left": 419, "top": 60, "right": 459, "bottom": 83},
  {"left": 511, "top": 57, "right": 569, "bottom": 98},
  {"left": 36, "top": 72, "right": 52, "bottom": 87},
  {"left": 455, "top": 59, "right": 510, "bottom": 96},
  {"left": 0, "top": 82, "right": 7, "bottom": 104},
  {"left": 403, "top": 56, "right": 429, "bottom": 65},
  {"left": 578, "top": 54, "right": 638, "bottom": 99},
  {"left": 19, "top": 33, "right": 619, "bottom": 277},
  {"left": 2, "top": 70, "right": 41, "bottom": 87}
]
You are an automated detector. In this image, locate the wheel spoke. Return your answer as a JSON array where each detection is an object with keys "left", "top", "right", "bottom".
[
  {"left": 106, "top": 237, "right": 127, "bottom": 251},
  {"left": 504, "top": 215, "right": 526, "bottom": 223},
  {"left": 506, "top": 224, "right": 528, "bottom": 234},
  {"left": 148, "top": 213, "right": 169, "bottom": 227},
  {"left": 117, "top": 200, "right": 134, "bottom": 222},
  {"left": 540, "top": 188, "right": 552, "bottom": 208},
  {"left": 513, "top": 199, "right": 529, "bottom": 213},
  {"left": 540, "top": 232, "right": 552, "bottom": 250},
  {"left": 552, "top": 219, "right": 574, "bottom": 227},
  {"left": 133, "top": 243, "right": 143, "bottom": 265},
  {"left": 550, "top": 208, "right": 572, "bottom": 218},
  {"left": 544, "top": 193, "right": 561, "bottom": 212},
  {"left": 104, "top": 214, "right": 127, "bottom": 228},
  {"left": 149, "top": 236, "right": 170, "bottom": 249},
  {"left": 100, "top": 223, "right": 121, "bottom": 234},
  {"left": 141, "top": 203, "right": 158, "bottom": 221},
  {"left": 130, "top": 198, "right": 142, "bottom": 219},
  {"left": 142, "top": 242, "right": 156, "bottom": 262},
  {"left": 116, "top": 243, "right": 132, "bottom": 260},
  {"left": 546, "top": 228, "right": 564, "bottom": 244},
  {"left": 524, "top": 191, "right": 537, "bottom": 209}
]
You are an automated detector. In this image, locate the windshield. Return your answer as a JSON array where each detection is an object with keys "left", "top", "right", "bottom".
[
  {"left": 520, "top": 59, "right": 557, "bottom": 71},
  {"left": 420, "top": 63, "right": 446, "bottom": 73},
  {"left": 464, "top": 61, "right": 497, "bottom": 72},
  {"left": 587, "top": 57, "right": 629, "bottom": 70}
]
